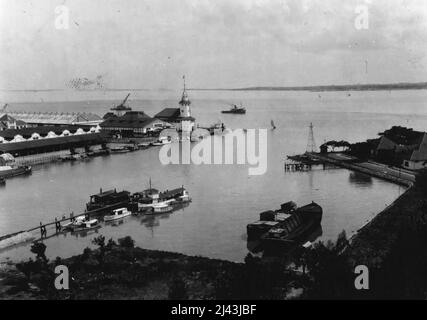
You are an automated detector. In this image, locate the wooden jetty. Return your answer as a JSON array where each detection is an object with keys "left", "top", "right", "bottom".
[
  {"left": 0, "top": 209, "right": 99, "bottom": 248},
  {"left": 284, "top": 162, "right": 312, "bottom": 172}
]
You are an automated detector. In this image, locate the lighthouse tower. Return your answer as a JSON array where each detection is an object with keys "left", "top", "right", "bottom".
[
  {"left": 179, "top": 76, "right": 191, "bottom": 118},
  {"left": 178, "top": 75, "right": 195, "bottom": 133}
]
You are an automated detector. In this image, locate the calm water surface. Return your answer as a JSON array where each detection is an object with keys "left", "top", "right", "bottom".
[{"left": 1, "top": 89, "right": 425, "bottom": 262}]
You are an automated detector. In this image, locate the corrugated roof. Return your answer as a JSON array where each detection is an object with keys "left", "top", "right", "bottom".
[
  {"left": 7, "top": 111, "right": 102, "bottom": 125},
  {"left": 0, "top": 125, "right": 96, "bottom": 140}
]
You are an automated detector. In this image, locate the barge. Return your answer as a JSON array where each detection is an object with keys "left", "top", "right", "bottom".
[
  {"left": 246, "top": 201, "right": 297, "bottom": 240},
  {"left": 261, "top": 202, "right": 323, "bottom": 249},
  {"left": 86, "top": 188, "right": 131, "bottom": 213}
]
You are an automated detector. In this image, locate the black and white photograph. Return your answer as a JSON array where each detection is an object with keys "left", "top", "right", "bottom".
[{"left": 0, "top": 0, "right": 427, "bottom": 304}]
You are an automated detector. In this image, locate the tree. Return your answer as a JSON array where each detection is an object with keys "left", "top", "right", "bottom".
[
  {"left": 30, "top": 242, "right": 48, "bottom": 263},
  {"left": 118, "top": 236, "right": 135, "bottom": 248},
  {"left": 92, "top": 235, "right": 106, "bottom": 263}
]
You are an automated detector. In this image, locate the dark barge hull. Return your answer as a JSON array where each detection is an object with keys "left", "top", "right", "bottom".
[
  {"left": 85, "top": 201, "right": 130, "bottom": 216},
  {"left": 260, "top": 202, "right": 323, "bottom": 249}
]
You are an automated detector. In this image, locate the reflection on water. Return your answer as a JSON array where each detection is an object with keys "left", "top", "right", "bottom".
[{"left": 349, "top": 172, "right": 373, "bottom": 186}]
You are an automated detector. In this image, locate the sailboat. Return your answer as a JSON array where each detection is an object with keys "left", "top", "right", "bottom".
[{"left": 271, "top": 120, "right": 276, "bottom": 130}]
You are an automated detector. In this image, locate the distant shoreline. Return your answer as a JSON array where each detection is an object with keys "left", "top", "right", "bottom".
[
  {"left": 2, "top": 82, "right": 427, "bottom": 93},
  {"left": 190, "top": 82, "right": 427, "bottom": 92}
]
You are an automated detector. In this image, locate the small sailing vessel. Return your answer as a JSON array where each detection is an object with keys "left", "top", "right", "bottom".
[
  {"left": 271, "top": 120, "right": 276, "bottom": 130},
  {"left": 104, "top": 207, "right": 131, "bottom": 222}
]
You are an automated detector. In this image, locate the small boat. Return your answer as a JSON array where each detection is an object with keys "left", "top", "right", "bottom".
[
  {"left": 150, "top": 203, "right": 174, "bottom": 214},
  {"left": 110, "top": 146, "right": 129, "bottom": 154},
  {"left": 125, "top": 144, "right": 139, "bottom": 152},
  {"left": 62, "top": 215, "right": 87, "bottom": 230},
  {"left": 71, "top": 219, "right": 100, "bottom": 232},
  {"left": 104, "top": 207, "right": 131, "bottom": 222},
  {"left": 138, "top": 142, "right": 151, "bottom": 149},
  {"left": 152, "top": 136, "right": 172, "bottom": 146},
  {"left": 87, "top": 149, "right": 110, "bottom": 157},
  {"left": 221, "top": 103, "right": 246, "bottom": 114}
]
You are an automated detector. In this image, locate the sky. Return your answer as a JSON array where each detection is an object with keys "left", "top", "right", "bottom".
[{"left": 0, "top": 0, "right": 426, "bottom": 90}]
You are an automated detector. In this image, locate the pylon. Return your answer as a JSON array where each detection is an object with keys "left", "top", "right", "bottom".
[{"left": 306, "top": 122, "right": 317, "bottom": 153}]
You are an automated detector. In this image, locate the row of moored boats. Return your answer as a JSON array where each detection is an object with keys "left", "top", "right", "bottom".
[{"left": 60, "top": 184, "right": 191, "bottom": 233}]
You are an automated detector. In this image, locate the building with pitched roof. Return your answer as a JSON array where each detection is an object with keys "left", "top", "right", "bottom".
[
  {"left": 100, "top": 111, "right": 170, "bottom": 137},
  {"left": 403, "top": 133, "right": 427, "bottom": 170},
  {"left": 0, "top": 113, "right": 27, "bottom": 131}
]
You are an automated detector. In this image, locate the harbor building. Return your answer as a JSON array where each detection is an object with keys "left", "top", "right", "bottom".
[
  {"left": 403, "top": 134, "right": 427, "bottom": 170},
  {"left": 0, "top": 125, "right": 104, "bottom": 156},
  {"left": 100, "top": 111, "right": 170, "bottom": 137},
  {"left": 155, "top": 76, "right": 195, "bottom": 132},
  {"left": 0, "top": 113, "right": 28, "bottom": 131},
  {"left": 6, "top": 111, "right": 103, "bottom": 127}
]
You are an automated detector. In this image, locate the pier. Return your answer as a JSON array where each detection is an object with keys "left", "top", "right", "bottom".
[
  {"left": 289, "top": 152, "right": 415, "bottom": 187},
  {"left": 283, "top": 162, "right": 312, "bottom": 172}
]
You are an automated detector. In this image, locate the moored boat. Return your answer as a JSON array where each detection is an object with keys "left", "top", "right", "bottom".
[
  {"left": 71, "top": 219, "right": 101, "bottom": 232},
  {"left": 0, "top": 154, "right": 32, "bottom": 179},
  {"left": 136, "top": 184, "right": 190, "bottom": 212},
  {"left": 110, "top": 146, "right": 129, "bottom": 154},
  {"left": 150, "top": 203, "right": 174, "bottom": 214},
  {"left": 152, "top": 136, "right": 172, "bottom": 146},
  {"left": 86, "top": 188, "right": 130, "bottom": 213},
  {"left": 260, "top": 202, "right": 323, "bottom": 248},
  {"left": 246, "top": 201, "right": 298, "bottom": 241},
  {"left": 104, "top": 207, "right": 131, "bottom": 222}
]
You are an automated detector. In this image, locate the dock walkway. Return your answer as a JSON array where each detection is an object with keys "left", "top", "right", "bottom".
[{"left": 303, "top": 152, "right": 415, "bottom": 187}]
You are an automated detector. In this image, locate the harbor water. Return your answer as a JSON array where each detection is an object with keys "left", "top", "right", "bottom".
[{"left": 1, "top": 89, "right": 427, "bottom": 262}]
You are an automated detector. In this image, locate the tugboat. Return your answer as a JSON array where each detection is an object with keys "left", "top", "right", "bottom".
[
  {"left": 86, "top": 188, "right": 131, "bottom": 213},
  {"left": 260, "top": 202, "right": 323, "bottom": 249},
  {"left": 0, "top": 153, "right": 31, "bottom": 179},
  {"left": 221, "top": 103, "right": 246, "bottom": 114}
]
